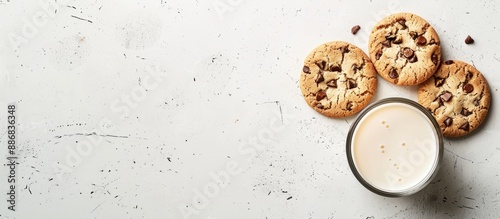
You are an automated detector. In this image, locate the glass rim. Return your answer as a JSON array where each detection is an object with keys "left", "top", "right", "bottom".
[{"left": 345, "top": 97, "right": 444, "bottom": 197}]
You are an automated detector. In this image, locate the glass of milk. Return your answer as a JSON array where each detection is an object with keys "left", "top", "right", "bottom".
[{"left": 346, "top": 98, "right": 444, "bottom": 197}]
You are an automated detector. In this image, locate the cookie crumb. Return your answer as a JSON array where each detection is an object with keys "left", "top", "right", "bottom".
[
  {"left": 351, "top": 25, "right": 361, "bottom": 35},
  {"left": 465, "top": 35, "right": 474, "bottom": 44}
]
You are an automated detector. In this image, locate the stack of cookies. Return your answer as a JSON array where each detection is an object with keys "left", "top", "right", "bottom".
[{"left": 300, "top": 12, "right": 491, "bottom": 138}]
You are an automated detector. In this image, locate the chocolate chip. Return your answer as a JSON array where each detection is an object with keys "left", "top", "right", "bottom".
[
  {"left": 316, "top": 90, "right": 326, "bottom": 101},
  {"left": 408, "top": 55, "right": 418, "bottom": 63},
  {"left": 461, "top": 108, "right": 472, "bottom": 116},
  {"left": 346, "top": 102, "right": 353, "bottom": 111},
  {"left": 386, "top": 35, "right": 397, "bottom": 41},
  {"left": 416, "top": 36, "right": 427, "bottom": 45},
  {"left": 459, "top": 122, "right": 470, "bottom": 131},
  {"left": 397, "top": 19, "right": 407, "bottom": 29},
  {"left": 409, "top": 31, "right": 418, "bottom": 39},
  {"left": 315, "top": 73, "right": 324, "bottom": 83},
  {"left": 463, "top": 84, "right": 474, "bottom": 93},
  {"left": 465, "top": 35, "right": 474, "bottom": 44},
  {"left": 444, "top": 60, "right": 454, "bottom": 65},
  {"left": 440, "top": 92, "right": 452, "bottom": 102},
  {"left": 330, "top": 65, "right": 342, "bottom": 72},
  {"left": 444, "top": 117, "right": 453, "bottom": 127},
  {"left": 303, "top": 66, "right": 310, "bottom": 74},
  {"left": 316, "top": 103, "right": 324, "bottom": 109},
  {"left": 435, "top": 77, "right": 445, "bottom": 87},
  {"left": 316, "top": 60, "right": 326, "bottom": 70},
  {"left": 403, "top": 47, "right": 414, "bottom": 58},
  {"left": 351, "top": 25, "right": 361, "bottom": 35},
  {"left": 393, "top": 36, "right": 403, "bottom": 44},
  {"left": 347, "top": 79, "right": 357, "bottom": 89},
  {"left": 326, "top": 79, "right": 337, "bottom": 88},
  {"left": 382, "top": 40, "right": 391, "bottom": 47},
  {"left": 440, "top": 91, "right": 452, "bottom": 102},
  {"left": 389, "top": 69, "right": 398, "bottom": 79},
  {"left": 375, "top": 51, "right": 382, "bottom": 60},
  {"left": 431, "top": 54, "right": 438, "bottom": 65},
  {"left": 342, "top": 46, "right": 350, "bottom": 53}
]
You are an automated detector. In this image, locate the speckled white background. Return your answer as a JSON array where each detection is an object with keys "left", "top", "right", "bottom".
[{"left": 1, "top": 0, "right": 500, "bottom": 218}]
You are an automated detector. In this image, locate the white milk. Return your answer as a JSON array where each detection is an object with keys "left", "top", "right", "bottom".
[{"left": 351, "top": 102, "right": 439, "bottom": 192}]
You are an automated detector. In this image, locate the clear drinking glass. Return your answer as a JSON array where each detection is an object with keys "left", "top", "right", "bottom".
[{"left": 346, "top": 97, "right": 444, "bottom": 197}]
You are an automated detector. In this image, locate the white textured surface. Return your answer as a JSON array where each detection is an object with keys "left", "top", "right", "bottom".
[{"left": 1, "top": 0, "right": 500, "bottom": 218}]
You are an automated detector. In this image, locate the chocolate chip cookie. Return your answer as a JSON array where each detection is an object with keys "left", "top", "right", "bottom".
[
  {"left": 368, "top": 13, "right": 442, "bottom": 86},
  {"left": 418, "top": 60, "right": 491, "bottom": 137},
  {"left": 300, "top": 41, "right": 377, "bottom": 118}
]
